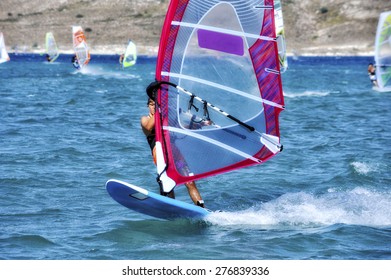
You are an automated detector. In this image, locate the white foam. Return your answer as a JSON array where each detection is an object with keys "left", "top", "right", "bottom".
[
  {"left": 351, "top": 161, "right": 376, "bottom": 175},
  {"left": 284, "top": 91, "right": 330, "bottom": 98},
  {"left": 76, "top": 65, "right": 140, "bottom": 80},
  {"left": 205, "top": 188, "right": 391, "bottom": 228}
]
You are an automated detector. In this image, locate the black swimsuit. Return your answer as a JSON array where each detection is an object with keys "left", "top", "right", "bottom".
[{"left": 147, "top": 128, "right": 156, "bottom": 151}]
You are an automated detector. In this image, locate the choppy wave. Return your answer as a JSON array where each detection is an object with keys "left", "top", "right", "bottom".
[
  {"left": 1, "top": 235, "right": 56, "bottom": 247},
  {"left": 206, "top": 188, "right": 391, "bottom": 227}
]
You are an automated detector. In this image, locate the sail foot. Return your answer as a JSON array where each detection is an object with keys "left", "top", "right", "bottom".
[{"left": 261, "top": 133, "right": 282, "bottom": 154}]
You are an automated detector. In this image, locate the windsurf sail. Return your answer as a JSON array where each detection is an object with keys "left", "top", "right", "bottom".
[
  {"left": 122, "top": 40, "right": 137, "bottom": 68},
  {"left": 374, "top": 11, "right": 391, "bottom": 92},
  {"left": 153, "top": 0, "right": 285, "bottom": 193},
  {"left": 274, "top": 0, "right": 288, "bottom": 73},
  {"left": 45, "top": 32, "right": 60, "bottom": 62},
  {"left": 0, "top": 32, "right": 10, "bottom": 63},
  {"left": 72, "top": 26, "right": 90, "bottom": 69}
]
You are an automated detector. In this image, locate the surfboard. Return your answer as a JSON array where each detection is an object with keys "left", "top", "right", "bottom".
[{"left": 106, "top": 179, "right": 210, "bottom": 220}]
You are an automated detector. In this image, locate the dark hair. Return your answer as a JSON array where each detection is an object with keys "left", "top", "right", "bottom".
[{"left": 146, "top": 81, "right": 161, "bottom": 101}]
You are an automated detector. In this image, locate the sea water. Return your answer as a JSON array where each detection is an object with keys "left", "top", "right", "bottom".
[{"left": 0, "top": 54, "right": 390, "bottom": 260}]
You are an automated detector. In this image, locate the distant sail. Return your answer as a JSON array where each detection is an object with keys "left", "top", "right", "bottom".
[
  {"left": 0, "top": 32, "right": 10, "bottom": 63},
  {"left": 274, "top": 0, "right": 288, "bottom": 73},
  {"left": 72, "top": 26, "right": 90, "bottom": 69},
  {"left": 153, "top": 0, "right": 285, "bottom": 193},
  {"left": 122, "top": 40, "right": 137, "bottom": 68},
  {"left": 374, "top": 11, "right": 391, "bottom": 92},
  {"left": 45, "top": 32, "right": 59, "bottom": 62}
]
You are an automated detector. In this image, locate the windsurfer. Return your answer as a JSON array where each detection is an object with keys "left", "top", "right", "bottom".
[
  {"left": 141, "top": 82, "right": 205, "bottom": 208},
  {"left": 72, "top": 55, "right": 80, "bottom": 69},
  {"left": 46, "top": 54, "right": 52, "bottom": 62},
  {"left": 368, "top": 63, "right": 378, "bottom": 87},
  {"left": 119, "top": 53, "right": 124, "bottom": 65}
]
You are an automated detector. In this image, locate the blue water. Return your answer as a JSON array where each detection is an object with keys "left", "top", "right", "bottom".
[{"left": 1, "top": 54, "right": 390, "bottom": 260}]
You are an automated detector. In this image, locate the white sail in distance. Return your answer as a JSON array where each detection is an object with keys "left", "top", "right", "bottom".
[
  {"left": 72, "top": 26, "right": 90, "bottom": 69},
  {"left": 45, "top": 32, "right": 59, "bottom": 62},
  {"left": 122, "top": 40, "right": 137, "bottom": 68},
  {"left": 0, "top": 32, "right": 10, "bottom": 63}
]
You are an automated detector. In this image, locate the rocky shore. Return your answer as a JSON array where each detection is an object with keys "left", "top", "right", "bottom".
[{"left": 1, "top": 0, "right": 390, "bottom": 56}]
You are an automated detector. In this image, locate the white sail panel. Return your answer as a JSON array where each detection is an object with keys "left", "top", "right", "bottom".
[{"left": 274, "top": 0, "right": 288, "bottom": 73}]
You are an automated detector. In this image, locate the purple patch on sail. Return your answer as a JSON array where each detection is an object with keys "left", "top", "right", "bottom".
[{"left": 197, "top": 29, "right": 244, "bottom": 56}]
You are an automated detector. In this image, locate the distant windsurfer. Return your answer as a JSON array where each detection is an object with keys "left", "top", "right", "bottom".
[
  {"left": 140, "top": 81, "right": 205, "bottom": 208},
  {"left": 45, "top": 54, "right": 52, "bottom": 62},
  {"left": 72, "top": 55, "right": 80, "bottom": 69},
  {"left": 368, "top": 63, "right": 378, "bottom": 87},
  {"left": 119, "top": 53, "right": 124, "bottom": 65}
]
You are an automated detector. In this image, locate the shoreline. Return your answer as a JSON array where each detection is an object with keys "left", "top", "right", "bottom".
[{"left": 8, "top": 45, "right": 374, "bottom": 57}]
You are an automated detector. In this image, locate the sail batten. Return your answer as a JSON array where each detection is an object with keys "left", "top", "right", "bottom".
[
  {"left": 254, "top": 5, "right": 273, "bottom": 9},
  {"left": 154, "top": 0, "right": 285, "bottom": 193},
  {"left": 161, "top": 71, "right": 284, "bottom": 109},
  {"left": 171, "top": 21, "right": 276, "bottom": 42},
  {"left": 164, "top": 126, "right": 262, "bottom": 163}
]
